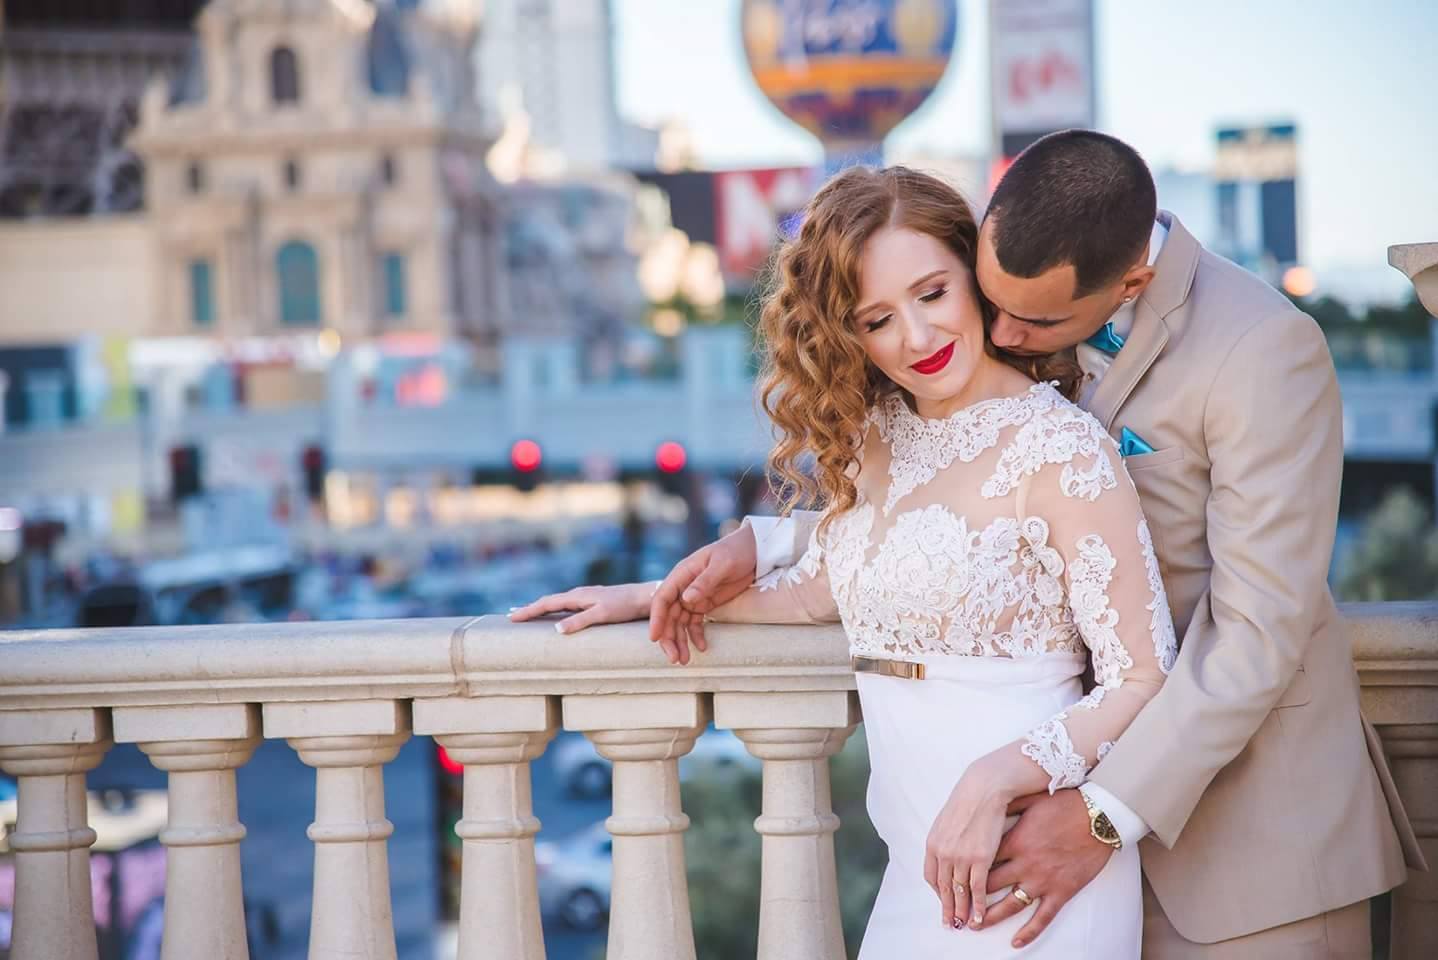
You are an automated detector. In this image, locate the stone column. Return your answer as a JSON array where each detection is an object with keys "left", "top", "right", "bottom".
[
  {"left": 413, "top": 695, "right": 559, "bottom": 960},
  {"left": 563, "top": 693, "right": 709, "bottom": 960},
  {"left": 1380, "top": 724, "right": 1438, "bottom": 960},
  {"left": 264, "top": 699, "right": 411, "bottom": 960},
  {"left": 717, "top": 691, "right": 860, "bottom": 960},
  {"left": 0, "top": 708, "right": 112, "bottom": 960},
  {"left": 114, "top": 703, "right": 262, "bottom": 960}
]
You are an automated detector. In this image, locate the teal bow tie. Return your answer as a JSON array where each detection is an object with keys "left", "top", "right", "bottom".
[{"left": 1086, "top": 322, "right": 1126, "bottom": 356}]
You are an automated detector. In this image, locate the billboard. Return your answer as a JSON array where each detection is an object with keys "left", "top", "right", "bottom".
[
  {"left": 988, "top": 0, "right": 1096, "bottom": 174},
  {"left": 715, "top": 168, "right": 816, "bottom": 282},
  {"left": 637, "top": 167, "right": 818, "bottom": 289}
]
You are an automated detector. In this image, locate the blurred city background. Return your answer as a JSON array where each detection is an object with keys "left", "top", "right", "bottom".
[{"left": 0, "top": 1, "right": 1433, "bottom": 957}]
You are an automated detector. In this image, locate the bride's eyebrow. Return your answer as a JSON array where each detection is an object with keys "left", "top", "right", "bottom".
[{"left": 907, "top": 269, "right": 948, "bottom": 289}]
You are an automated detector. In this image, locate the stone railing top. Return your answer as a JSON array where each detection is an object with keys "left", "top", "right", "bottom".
[
  {"left": 1, "top": 604, "right": 1434, "bottom": 712},
  {"left": 0, "top": 616, "right": 856, "bottom": 711},
  {"left": 1387, "top": 242, "right": 1438, "bottom": 316}
]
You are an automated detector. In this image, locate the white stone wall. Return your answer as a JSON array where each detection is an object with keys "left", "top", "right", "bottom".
[{"left": 0, "top": 216, "right": 159, "bottom": 343}]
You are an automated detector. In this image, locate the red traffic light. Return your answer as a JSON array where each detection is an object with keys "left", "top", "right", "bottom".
[
  {"left": 510, "top": 439, "right": 543, "bottom": 473},
  {"left": 655, "top": 441, "right": 687, "bottom": 474},
  {"left": 436, "top": 745, "right": 463, "bottom": 776},
  {"left": 301, "top": 444, "right": 326, "bottom": 472}
]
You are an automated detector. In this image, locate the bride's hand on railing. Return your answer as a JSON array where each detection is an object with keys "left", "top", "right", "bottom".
[{"left": 508, "top": 581, "right": 658, "bottom": 635}]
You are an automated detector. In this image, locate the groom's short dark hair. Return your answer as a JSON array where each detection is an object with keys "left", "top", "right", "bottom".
[{"left": 986, "top": 130, "right": 1157, "bottom": 297}]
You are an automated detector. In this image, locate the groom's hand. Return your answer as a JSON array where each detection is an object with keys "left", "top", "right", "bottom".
[{"left": 983, "top": 790, "right": 1114, "bottom": 948}]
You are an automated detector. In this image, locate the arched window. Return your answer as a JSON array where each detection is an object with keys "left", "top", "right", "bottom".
[
  {"left": 270, "top": 46, "right": 300, "bottom": 104},
  {"left": 276, "top": 241, "right": 321, "bottom": 326}
]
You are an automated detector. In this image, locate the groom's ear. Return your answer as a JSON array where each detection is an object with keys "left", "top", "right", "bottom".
[{"left": 1119, "top": 265, "right": 1157, "bottom": 303}]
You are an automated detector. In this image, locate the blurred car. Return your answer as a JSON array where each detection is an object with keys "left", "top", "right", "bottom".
[
  {"left": 550, "top": 727, "right": 760, "bottom": 799},
  {"left": 535, "top": 821, "right": 612, "bottom": 931}
]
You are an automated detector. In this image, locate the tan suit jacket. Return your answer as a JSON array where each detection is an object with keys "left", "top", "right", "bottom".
[
  {"left": 1076, "top": 212, "right": 1420, "bottom": 942},
  {"left": 770, "top": 212, "right": 1423, "bottom": 943}
]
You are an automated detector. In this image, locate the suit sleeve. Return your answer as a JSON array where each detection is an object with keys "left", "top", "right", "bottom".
[{"left": 1087, "top": 308, "right": 1343, "bottom": 847}]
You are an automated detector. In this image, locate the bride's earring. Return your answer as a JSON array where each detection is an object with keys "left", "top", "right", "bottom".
[{"left": 1123, "top": 296, "right": 1134, "bottom": 303}]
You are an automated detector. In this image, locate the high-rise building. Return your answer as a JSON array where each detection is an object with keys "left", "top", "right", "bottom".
[
  {"left": 477, "top": 0, "right": 643, "bottom": 174},
  {"left": 1213, "top": 123, "right": 1300, "bottom": 286}
]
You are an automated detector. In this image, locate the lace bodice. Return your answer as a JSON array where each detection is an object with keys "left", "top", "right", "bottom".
[{"left": 712, "top": 382, "right": 1177, "bottom": 792}]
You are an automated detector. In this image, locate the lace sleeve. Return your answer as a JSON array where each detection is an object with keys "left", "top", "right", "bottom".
[
  {"left": 706, "top": 518, "right": 840, "bottom": 624},
  {"left": 1017, "top": 433, "right": 1177, "bottom": 792}
]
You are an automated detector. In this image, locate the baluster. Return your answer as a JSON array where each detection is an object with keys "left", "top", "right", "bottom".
[
  {"left": 0, "top": 708, "right": 113, "bottom": 960},
  {"left": 717, "top": 691, "right": 860, "bottom": 960},
  {"left": 564, "top": 693, "right": 708, "bottom": 960},
  {"left": 413, "top": 695, "right": 558, "bottom": 960},
  {"left": 114, "top": 703, "right": 261, "bottom": 960},
  {"left": 264, "top": 699, "right": 410, "bottom": 960}
]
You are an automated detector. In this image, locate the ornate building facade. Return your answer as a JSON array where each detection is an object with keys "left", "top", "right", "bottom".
[{"left": 130, "top": 0, "right": 511, "bottom": 341}]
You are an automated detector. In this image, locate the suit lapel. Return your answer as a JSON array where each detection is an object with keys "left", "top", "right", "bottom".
[
  {"left": 1086, "top": 301, "right": 1169, "bottom": 431},
  {"left": 1083, "top": 211, "right": 1200, "bottom": 431}
]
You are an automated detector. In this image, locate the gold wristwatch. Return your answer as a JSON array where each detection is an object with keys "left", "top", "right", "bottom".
[{"left": 1080, "top": 790, "right": 1122, "bottom": 851}]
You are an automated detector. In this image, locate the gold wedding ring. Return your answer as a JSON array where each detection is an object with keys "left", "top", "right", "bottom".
[{"left": 1012, "top": 886, "right": 1034, "bottom": 905}]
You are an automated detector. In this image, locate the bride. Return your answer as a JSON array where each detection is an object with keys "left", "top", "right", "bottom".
[{"left": 513, "top": 166, "right": 1175, "bottom": 957}]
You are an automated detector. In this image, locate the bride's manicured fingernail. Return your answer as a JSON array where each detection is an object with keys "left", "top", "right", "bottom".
[{"left": 554, "top": 623, "right": 565, "bottom": 634}]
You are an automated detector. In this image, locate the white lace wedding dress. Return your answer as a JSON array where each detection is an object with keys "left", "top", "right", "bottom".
[{"left": 710, "top": 382, "right": 1177, "bottom": 958}]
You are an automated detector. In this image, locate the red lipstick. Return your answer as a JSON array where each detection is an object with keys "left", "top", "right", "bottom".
[{"left": 910, "top": 341, "right": 955, "bottom": 376}]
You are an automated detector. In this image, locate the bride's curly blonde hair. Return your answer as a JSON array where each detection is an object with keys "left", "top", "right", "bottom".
[{"left": 757, "top": 165, "right": 1082, "bottom": 526}]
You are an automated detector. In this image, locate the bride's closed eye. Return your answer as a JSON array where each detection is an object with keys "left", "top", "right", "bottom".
[{"left": 861, "top": 288, "right": 947, "bottom": 333}]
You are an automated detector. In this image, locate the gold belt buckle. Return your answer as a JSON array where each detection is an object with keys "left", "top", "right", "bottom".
[{"left": 851, "top": 655, "right": 926, "bottom": 680}]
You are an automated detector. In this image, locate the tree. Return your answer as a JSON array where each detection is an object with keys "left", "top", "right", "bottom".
[{"left": 1336, "top": 488, "right": 1438, "bottom": 602}]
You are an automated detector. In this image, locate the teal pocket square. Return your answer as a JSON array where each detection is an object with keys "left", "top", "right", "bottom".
[{"left": 1119, "top": 428, "right": 1156, "bottom": 457}]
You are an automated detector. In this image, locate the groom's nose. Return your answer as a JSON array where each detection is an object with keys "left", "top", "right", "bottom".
[{"left": 990, "top": 313, "right": 1026, "bottom": 350}]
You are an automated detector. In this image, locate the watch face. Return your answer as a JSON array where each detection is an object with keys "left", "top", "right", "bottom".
[{"left": 1095, "top": 813, "right": 1121, "bottom": 844}]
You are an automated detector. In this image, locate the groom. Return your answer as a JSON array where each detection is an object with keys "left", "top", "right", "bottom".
[{"left": 649, "top": 130, "right": 1423, "bottom": 956}]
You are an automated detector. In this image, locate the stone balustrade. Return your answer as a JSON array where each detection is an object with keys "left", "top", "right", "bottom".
[{"left": 0, "top": 606, "right": 1434, "bottom": 960}]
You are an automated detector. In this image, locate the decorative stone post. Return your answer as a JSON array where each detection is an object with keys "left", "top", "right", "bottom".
[
  {"left": 0, "top": 708, "right": 112, "bottom": 960},
  {"left": 413, "top": 695, "right": 559, "bottom": 960},
  {"left": 264, "top": 699, "right": 411, "bottom": 960},
  {"left": 563, "top": 692, "right": 709, "bottom": 960},
  {"left": 717, "top": 690, "right": 860, "bottom": 960},
  {"left": 114, "top": 703, "right": 261, "bottom": 960}
]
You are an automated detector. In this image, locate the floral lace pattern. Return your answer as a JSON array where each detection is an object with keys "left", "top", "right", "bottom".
[
  {"left": 1022, "top": 718, "right": 1088, "bottom": 792},
  {"left": 1138, "top": 517, "right": 1179, "bottom": 673},
  {"left": 834, "top": 504, "right": 1087, "bottom": 660},
  {"left": 982, "top": 392, "right": 1116, "bottom": 502},
  {"left": 1066, "top": 534, "right": 1133, "bottom": 686},
  {"left": 736, "top": 382, "right": 1173, "bottom": 796},
  {"left": 872, "top": 384, "right": 1061, "bottom": 516}
]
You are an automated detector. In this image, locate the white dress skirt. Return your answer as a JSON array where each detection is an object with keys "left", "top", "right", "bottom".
[{"left": 855, "top": 652, "right": 1142, "bottom": 959}]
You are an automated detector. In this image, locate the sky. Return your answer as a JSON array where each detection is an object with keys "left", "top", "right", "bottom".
[{"left": 611, "top": 0, "right": 1438, "bottom": 302}]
